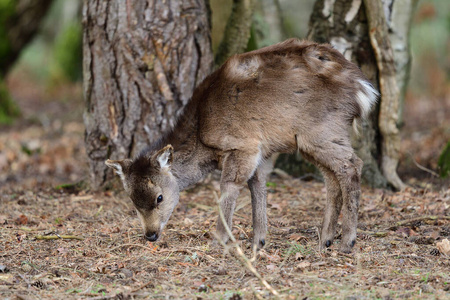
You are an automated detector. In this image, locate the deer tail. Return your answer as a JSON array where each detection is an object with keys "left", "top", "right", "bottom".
[{"left": 353, "top": 79, "right": 379, "bottom": 135}]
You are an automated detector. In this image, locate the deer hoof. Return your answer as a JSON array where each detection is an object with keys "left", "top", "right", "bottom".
[{"left": 325, "top": 240, "right": 332, "bottom": 248}]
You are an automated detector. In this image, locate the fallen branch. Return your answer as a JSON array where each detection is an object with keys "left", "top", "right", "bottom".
[
  {"left": 108, "top": 243, "right": 157, "bottom": 253},
  {"left": 357, "top": 228, "right": 389, "bottom": 237},
  {"left": 213, "top": 192, "right": 280, "bottom": 298},
  {"left": 395, "top": 215, "right": 450, "bottom": 227},
  {"left": 34, "top": 235, "right": 84, "bottom": 240},
  {"left": 408, "top": 152, "right": 439, "bottom": 177}
]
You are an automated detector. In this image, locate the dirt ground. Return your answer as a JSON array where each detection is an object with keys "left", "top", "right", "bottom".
[{"left": 0, "top": 77, "right": 449, "bottom": 299}]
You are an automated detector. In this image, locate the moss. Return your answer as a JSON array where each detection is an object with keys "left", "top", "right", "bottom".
[
  {"left": 50, "top": 21, "right": 83, "bottom": 83},
  {"left": 0, "top": 79, "right": 20, "bottom": 124},
  {"left": 438, "top": 141, "right": 450, "bottom": 178}
]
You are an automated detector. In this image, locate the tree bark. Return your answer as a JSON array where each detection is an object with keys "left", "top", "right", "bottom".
[
  {"left": 83, "top": 0, "right": 213, "bottom": 189},
  {"left": 382, "top": 0, "right": 418, "bottom": 126},
  {"left": 363, "top": 0, "right": 406, "bottom": 190}
]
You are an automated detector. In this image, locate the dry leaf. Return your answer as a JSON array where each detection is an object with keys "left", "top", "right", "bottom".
[
  {"left": 184, "top": 218, "right": 194, "bottom": 226},
  {"left": 266, "top": 264, "right": 277, "bottom": 271},
  {"left": 288, "top": 234, "right": 308, "bottom": 241},
  {"left": 294, "top": 252, "right": 304, "bottom": 260},
  {"left": 436, "top": 239, "right": 450, "bottom": 256},
  {"left": 297, "top": 261, "right": 311, "bottom": 269},
  {"left": 16, "top": 214, "right": 28, "bottom": 225},
  {"left": 57, "top": 247, "right": 68, "bottom": 255}
]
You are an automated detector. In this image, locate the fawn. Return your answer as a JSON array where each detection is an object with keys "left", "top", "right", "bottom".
[{"left": 106, "top": 38, "right": 377, "bottom": 253}]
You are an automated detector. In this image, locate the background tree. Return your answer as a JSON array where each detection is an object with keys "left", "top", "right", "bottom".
[
  {"left": 82, "top": 0, "right": 213, "bottom": 189},
  {"left": 0, "top": 0, "right": 53, "bottom": 123},
  {"left": 306, "top": 0, "right": 417, "bottom": 190}
]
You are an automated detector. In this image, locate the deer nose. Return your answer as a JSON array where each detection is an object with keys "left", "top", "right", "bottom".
[{"left": 145, "top": 232, "right": 158, "bottom": 241}]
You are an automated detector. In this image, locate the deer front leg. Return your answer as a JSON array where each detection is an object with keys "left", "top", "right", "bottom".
[
  {"left": 216, "top": 182, "right": 243, "bottom": 244},
  {"left": 248, "top": 163, "right": 269, "bottom": 250},
  {"left": 216, "top": 150, "right": 261, "bottom": 244}
]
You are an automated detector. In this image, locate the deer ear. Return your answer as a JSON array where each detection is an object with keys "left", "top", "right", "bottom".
[
  {"left": 105, "top": 159, "right": 132, "bottom": 179},
  {"left": 153, "top": 145, "right": 173, "bottom": 170}
]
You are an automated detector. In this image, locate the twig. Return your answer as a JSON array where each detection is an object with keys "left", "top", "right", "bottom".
[
  {"left": 108, "top": 243, "right": 157, "bottom": 253},
  {"left": 213, "top": 192, "right": 281, "bottom": 298},
  {"left": 357, "top": 228, "right": 389, "bottom": 237},
  {"left": 408, "top": 152, "right": 439, "bottom": 177},
  {"left": 395, "top": 215, "right": 450, "bottom": 227},
  {"left": 297, "top": 275, "right": 343, "bottom": 287},
  {"left": 34, "top": 235, "right": 84, "bottom": 240},
  {"left": 132, "top": 280, "right": 154, "bottom": 293}
]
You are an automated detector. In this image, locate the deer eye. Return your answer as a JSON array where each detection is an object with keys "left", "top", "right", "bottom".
[{"left": 157, "top": 194, "right": 163, "bottom": 204}]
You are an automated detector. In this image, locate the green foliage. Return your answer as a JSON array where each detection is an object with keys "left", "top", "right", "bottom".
[
  {"left": 0, "top": 0, "right": 15, "bottom": 62},
  {"left": 285, "top": 242, "right": 311, "bottom": 256},
  {"left": 438, "top": 141, "right": 450, "bottom": 178},
  {"left": 50, "top": 21, "right": 83, "bottom": 83},
  {"left": 0, "top": 79, "right": 20, "bottom": 124}
]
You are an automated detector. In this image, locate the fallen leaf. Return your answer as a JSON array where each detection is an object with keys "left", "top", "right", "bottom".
[
  {"left": 288, "top": 234, "right": 308, "bottom": 241},
  {"left": 266, "top": 264, "right": 277, "bottom": 271},
  {"left": 297, "top": 261, "right": 311, "bottom": 269},
  {"left": 16, "top": 214, "right": 28, "bottom": 225},
  {"left": 57, "top": 247, "right": 68, "bottom": 255},
  {"left": 436, "top": 239, "right": 450, "bottom": 256},
  {"left": 0, "top": 265, "right": 9, "bottom": 273},
  {"left": 184, "top": 218, "right": 194, "bottom": 226},
  {"left": 294, "top": 252, "right": 304, "bottom": 260},
  {"left": 396, "top": 227, "right": 417, "bottom": 237},
  {"left": 0, "top": 215, "right": 7, "bottom": 224},
  {"left": 270, "top": 203, "right": 282, "bottom": 210}
]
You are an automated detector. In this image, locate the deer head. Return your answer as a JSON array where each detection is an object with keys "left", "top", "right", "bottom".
[{"left": 105, "top": 145, "right": 179, "bottom": 241}]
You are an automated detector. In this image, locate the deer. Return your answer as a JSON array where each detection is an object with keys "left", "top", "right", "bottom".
[{"left": 105, "top": 38, "right": 378, "bottom": 253}]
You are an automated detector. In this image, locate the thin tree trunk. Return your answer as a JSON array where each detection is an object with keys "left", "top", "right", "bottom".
[
  {"left": 363, "top": 0, "right": 406, "bottom": 190},
  {"left": 383, "top": 0, "right": 418, "bottom": 126},
  {"left": 215, "top": 0, "right": 255, "bottom": 66},
  {"left": 0, "top": 0, "right": 53, "bottom": 76},
  {"left": 83, "top": 0, "right": 213, "bottom": 189}
]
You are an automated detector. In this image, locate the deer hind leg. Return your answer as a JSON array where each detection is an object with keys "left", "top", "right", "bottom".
[
  {"left": 302, "top": 152, "right": 343, "bottom": 250},
  {"left": 301, "top": 140, "right": 362, "bottom": 253},
  {"left": 248, "top": 160, "right": 271, "bottom": 250},
  {"left": 216, "top": 149, "right": 262, "bottom": 244}
]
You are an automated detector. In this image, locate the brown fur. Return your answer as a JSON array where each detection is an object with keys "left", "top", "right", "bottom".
[{"left": 106, "top": 39, "right": 378, "bottom": 253}]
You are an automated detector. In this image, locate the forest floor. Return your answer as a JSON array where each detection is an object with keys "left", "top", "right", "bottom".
[{"left": 0, "top": 77, "right": 449, "bottom": 299}]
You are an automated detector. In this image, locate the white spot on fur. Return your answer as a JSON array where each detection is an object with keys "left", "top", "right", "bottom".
[
  {"left": 356, "top": 79, "right": 379, "bottom": 118},
  {"left": 226, "top": 56, "right": 261, "bottom": 80}
]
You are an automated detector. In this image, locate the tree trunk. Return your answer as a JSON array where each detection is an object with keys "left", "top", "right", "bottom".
[
  {"left": 307, "top": 0, "right": 413, "bottom": 189},
  {"left": 0, "top": 0, "right": 53, "bottom": 76},
  {"left": 0, "top": 0, "right": 53, "bottom": 124},
  {"left": 363, "top": 0, "right": 408, "bottom": 190},
  {"left": 215, "top": 0, "right": 255, "bottom": 66},
  {"left": 83, "top": 0, "right": 213, "bottom": 189}
]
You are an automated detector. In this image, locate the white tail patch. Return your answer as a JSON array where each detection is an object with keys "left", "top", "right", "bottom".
[
  {"left": 356, "top": 79, "right": 379, "bottom": 118},
  {"left": 352, "top": 80, "right": 379, "bottom": 136}
]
